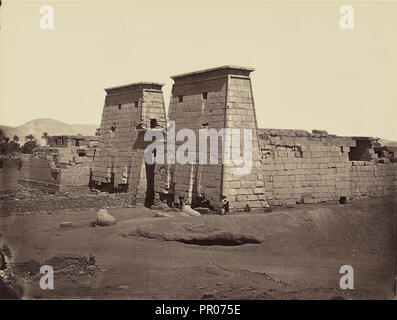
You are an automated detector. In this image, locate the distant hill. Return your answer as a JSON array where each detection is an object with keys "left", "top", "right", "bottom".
[
  {"left": 0, "top": 119, "right": 97, "bottom": 144},
  {"left": 378, "top": 138, "right": 397, "bottom": 147}
]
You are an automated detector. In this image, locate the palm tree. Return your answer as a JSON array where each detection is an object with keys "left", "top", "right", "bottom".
[
  {"left": 25, "top": 134, "right": 35, "bottom": 142},
  {"left": 41, "top": 132, "right": 49, "bottom": 146}
]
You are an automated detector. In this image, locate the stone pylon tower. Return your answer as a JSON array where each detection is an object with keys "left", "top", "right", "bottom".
[
  {"left": 91, "top": 82, "right": 167, "bottom": 206},
  {"left": 168, "top": 66, "right": 266, "bottom": 211}
]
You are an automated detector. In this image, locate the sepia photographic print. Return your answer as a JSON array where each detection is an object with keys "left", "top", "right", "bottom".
[{"left": 0, "top": 0, "right": 396, "bottom": 308}]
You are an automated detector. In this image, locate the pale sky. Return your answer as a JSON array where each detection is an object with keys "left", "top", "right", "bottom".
[{"left": 0, "top": 0, "right": 396, "bottom": 140}]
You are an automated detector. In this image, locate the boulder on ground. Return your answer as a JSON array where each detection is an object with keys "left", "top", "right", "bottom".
[
  {"left": 181, "top": 205, "right": 201, "bottom": 217},
  {"left": 60, "top": 221, "right": 72, "bottom": 228},
  {"left": 96, "top": 208, "right": 116, "bottom": 226}
]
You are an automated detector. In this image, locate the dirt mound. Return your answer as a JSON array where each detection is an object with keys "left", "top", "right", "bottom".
[
  {"left": 128, "top": 224, "right": 262, "bottom": 246},
  {"left": 0, "top": 187, "right": 137, "bottom": 216},
  {"left": 175, "top": 232, "right": 261, "bottom": 246},
  {"left": 123, "top": 198, "right": 395, "bottom": 254}
]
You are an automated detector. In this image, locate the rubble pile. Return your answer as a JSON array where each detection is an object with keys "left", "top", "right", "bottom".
[{"left": 0, "top": 187, "right": 136, "bottom": 216}]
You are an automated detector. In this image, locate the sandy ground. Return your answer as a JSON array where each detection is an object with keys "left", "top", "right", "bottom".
[{"left": 0, "top": 196, "right": 396, "bottom": 300}]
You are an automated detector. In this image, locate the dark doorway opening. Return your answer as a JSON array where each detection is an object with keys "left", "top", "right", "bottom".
[
  {"left": 144, "top": 163, "right": 155, "bottom": 208},
  {"left": 348, "top": 139, "right": 373, "bottom": 161},
  {"left": 150, "top": 119, "right": 158, "bottom": 129},
  {"left": 110, "top": 172, "right": 115, "bottom": 187}
]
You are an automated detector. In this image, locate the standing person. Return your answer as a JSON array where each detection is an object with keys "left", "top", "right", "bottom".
[{"left": 221, "top": 196, "right": 229, "bottom": 214}]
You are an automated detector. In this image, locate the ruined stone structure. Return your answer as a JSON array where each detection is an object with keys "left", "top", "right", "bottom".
[
  {"left": 88, "top": 65, "right": 396, "bottom": 210},
  {"left": 167, "top": 66, "right": 266, "bottom": 210},
  {"left": 0, "top": 157, "right": 20, "bottom": 192},
  {"left": 47, "top": 135, "right": 99, "bottom": 148},
  {"left": 91, "top": 82, "right": 167, "bottom": 206},
  {"left": 7, "top": 65, "right": 395, "bottom": 209},
  {"left": 259, "top": 129, "right": 397, "bottom": 205},
  {"left": 17, "top": 135, "right": 96, "bottom": 193}
]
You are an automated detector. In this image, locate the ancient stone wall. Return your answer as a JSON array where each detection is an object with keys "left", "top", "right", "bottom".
[
  {"left": 222, "top": 74, "right": 265, "bottom": 210},
  {"left": 168, "top": 66, "right": 265, "bottom": 210},
  {"left": 92, "top": 84, "right": 142, "bottom": 189},
  {"left": 57, "top": 164, "right": 92, "bottom": 192},
  {"left": 12, "top": 67, "right": 396, "bottom": 208},
  {"left": 18, "top": 157, "right": 61, "bottom": 192},
  {"left": 91, "top": 82, "right": 166, "bottom": 204},
  {"left": 351, "top": 161, "right": 397, "bottom": 198},
  {"left": 18, "top": 147, "right": 94, "bottom": 193},
  {"left": 259, "top": 129, "right": 397, "bottom": 205},
  {"left": 0, "top": 159, "right": 20, "bottom": 192},
  {"left": 168, "top": 70, "right": 227, "bottom": 206},
  {"left": 47, "top": 135, "right": 98, "bottom": 148}
]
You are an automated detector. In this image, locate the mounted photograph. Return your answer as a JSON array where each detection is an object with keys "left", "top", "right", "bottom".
[{"left": 0, "top": 0, "right": 396, "bottom": 302}]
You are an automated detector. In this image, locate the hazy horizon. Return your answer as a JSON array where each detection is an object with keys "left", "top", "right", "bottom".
[
  {"left": 1, "top": 0, "right": 396, "bottom": 140},
  {"left": 1, "top": 117, "right": 397, "bottom": 142}
]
